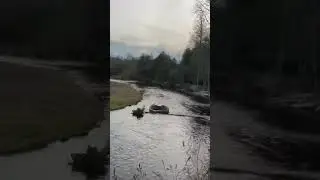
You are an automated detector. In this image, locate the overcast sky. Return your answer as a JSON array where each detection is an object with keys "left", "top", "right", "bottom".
[{"left": 110, "top": 0, "right": 195, "bottom": 59}]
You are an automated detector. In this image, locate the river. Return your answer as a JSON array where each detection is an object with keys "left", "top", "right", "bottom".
[
  {"left": 110, "top": 83, "right": 210, "bottom": 179},
  {"left": 0, "top": 80, "right": 209, "bottom": 180}
]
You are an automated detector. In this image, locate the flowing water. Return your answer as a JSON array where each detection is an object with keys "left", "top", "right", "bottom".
[
  {"left": 110, "top": 84, "right": 210, "bottom": 179},
  {"left": 0, "top": 81, "right": 209, "bottom": 180}
]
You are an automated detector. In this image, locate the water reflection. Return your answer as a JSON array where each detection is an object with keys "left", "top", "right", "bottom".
[
  {"left": 0, "top": 84, "right": 208, "bottom": 180},
  {"left": 0, "top": 111, "right": 109, "bottom": 180},
  {"left": 110, "top": 87, "right": 210, "bottom": 179}
]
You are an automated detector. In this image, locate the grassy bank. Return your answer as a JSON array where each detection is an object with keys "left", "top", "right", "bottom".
[
  {"left": 0, "top": 62, "right": 104, "bottom": 154},
  {"left": 110, "top": 82, "right": 142, "bottom": 110}
]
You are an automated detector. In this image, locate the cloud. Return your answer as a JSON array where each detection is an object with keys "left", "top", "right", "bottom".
[
  {"left": 110, "top": 0, "right": 195, "bottom": 59},
  {"left": 118, "top": 34, "right": 158, "bottom": 47},
  {"left": 110, "top": 41, "right": 161, "bottom": 57},
  {"left": 142, "top": 24, "right": 185, "bottom": 39},
  {"left": 110, "top": 40, "right": 182, "bottom": 60},
  {"left": 141, "top": 24, "right": 189, "bottom": 53},
  {"left": 111, "top": 26, "right": 188, "bottom": 56}
]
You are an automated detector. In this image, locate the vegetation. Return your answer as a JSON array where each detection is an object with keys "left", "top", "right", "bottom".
[
  {"left": 110, "top": 45, "right": 210, "bottom": 91},
  {"left": 213, "top": 0, "right": 320, "bottom": 100},
  {"left": 211, "top": 0, "right": 320, "bottom": 134},
  {"left": 132, "top": 107, "right": 145, "bottom": 119},
  {"left": 110, "top": 82, "right": 142, "bottom": 110}
]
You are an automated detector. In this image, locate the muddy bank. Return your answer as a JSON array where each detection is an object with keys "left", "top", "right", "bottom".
[
  {"left": 230, "top": 130, "right": 320, "bottom": 171},
  {"left": 213, "top": 86, "right": 320, "bottom": 172},
  {"left": 0, "top": 62, "right": 104, "bottom": 154},
  {"left": 211, "top": 102, "right": 320, "bottom": 180}
]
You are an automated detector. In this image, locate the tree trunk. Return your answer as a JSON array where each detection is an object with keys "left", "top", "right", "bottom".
[
  {"left": 208, "top": 66, "right": 210, "bottom": 92},
  {"left": 196, "top": 67, "right": 199, "bottom": 88}
]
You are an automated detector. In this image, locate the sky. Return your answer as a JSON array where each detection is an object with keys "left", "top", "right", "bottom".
[{"left": 110, "top": 0, "right": 195, "bottom": 60}]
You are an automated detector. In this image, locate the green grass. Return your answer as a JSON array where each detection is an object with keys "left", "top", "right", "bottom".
[{"left": 110, "top": 82, "right": 142, "bottom": 110}]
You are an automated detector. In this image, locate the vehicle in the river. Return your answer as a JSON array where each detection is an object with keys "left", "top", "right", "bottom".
[{"left": 149, "top": 104, "right": 169, "bottom": 114}]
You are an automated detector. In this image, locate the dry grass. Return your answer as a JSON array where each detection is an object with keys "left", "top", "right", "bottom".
[{"left": 110, "top": 82, "right": 142, "bottom": 110}]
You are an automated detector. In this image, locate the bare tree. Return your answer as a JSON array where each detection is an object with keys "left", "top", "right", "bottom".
[
  {"left": 191, "top": 0, "right": 211, "bottom": 47},
  {"left": 195, "top": 0, "right": 210, "bottom": 25},
  {"left": 191, "top": 0, "right": 210, "bottom": 90}
]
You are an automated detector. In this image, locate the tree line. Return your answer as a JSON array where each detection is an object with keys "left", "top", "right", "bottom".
[
  {"left": 213, "top": 0, "right": 320, "bottom": 101},
  {"left": 110, "top": 42, "right": 209, "bottom": 90}
]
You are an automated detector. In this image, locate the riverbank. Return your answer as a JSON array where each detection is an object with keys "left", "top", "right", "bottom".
[
  {"left": 214, "top": 88, "right": 320, "bottom": 135},
  {"left": 213, "top": 87, "right": 320, "bottom": 173},
  {"left": 211, "top": 102, "right": 320, "bottom": 180},
  {"left": 110, "top": 81, "right": 142, "bottom": 110},
  {"left": 0, "top": 62, "right": 104, "bottom": 155},
  {"left": 131, "top": 80, "right": 209, "bottom": 104},
  {"left": 213, "top": 72, "right": 320, "bottom": 134}
]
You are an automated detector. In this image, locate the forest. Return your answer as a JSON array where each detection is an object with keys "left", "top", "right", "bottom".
[
  {"left": 212, "top": 0, "right": 320, "bottom": 133},
  {"left": 213, "top": 0, "right": 320, "bottom": 103}
]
